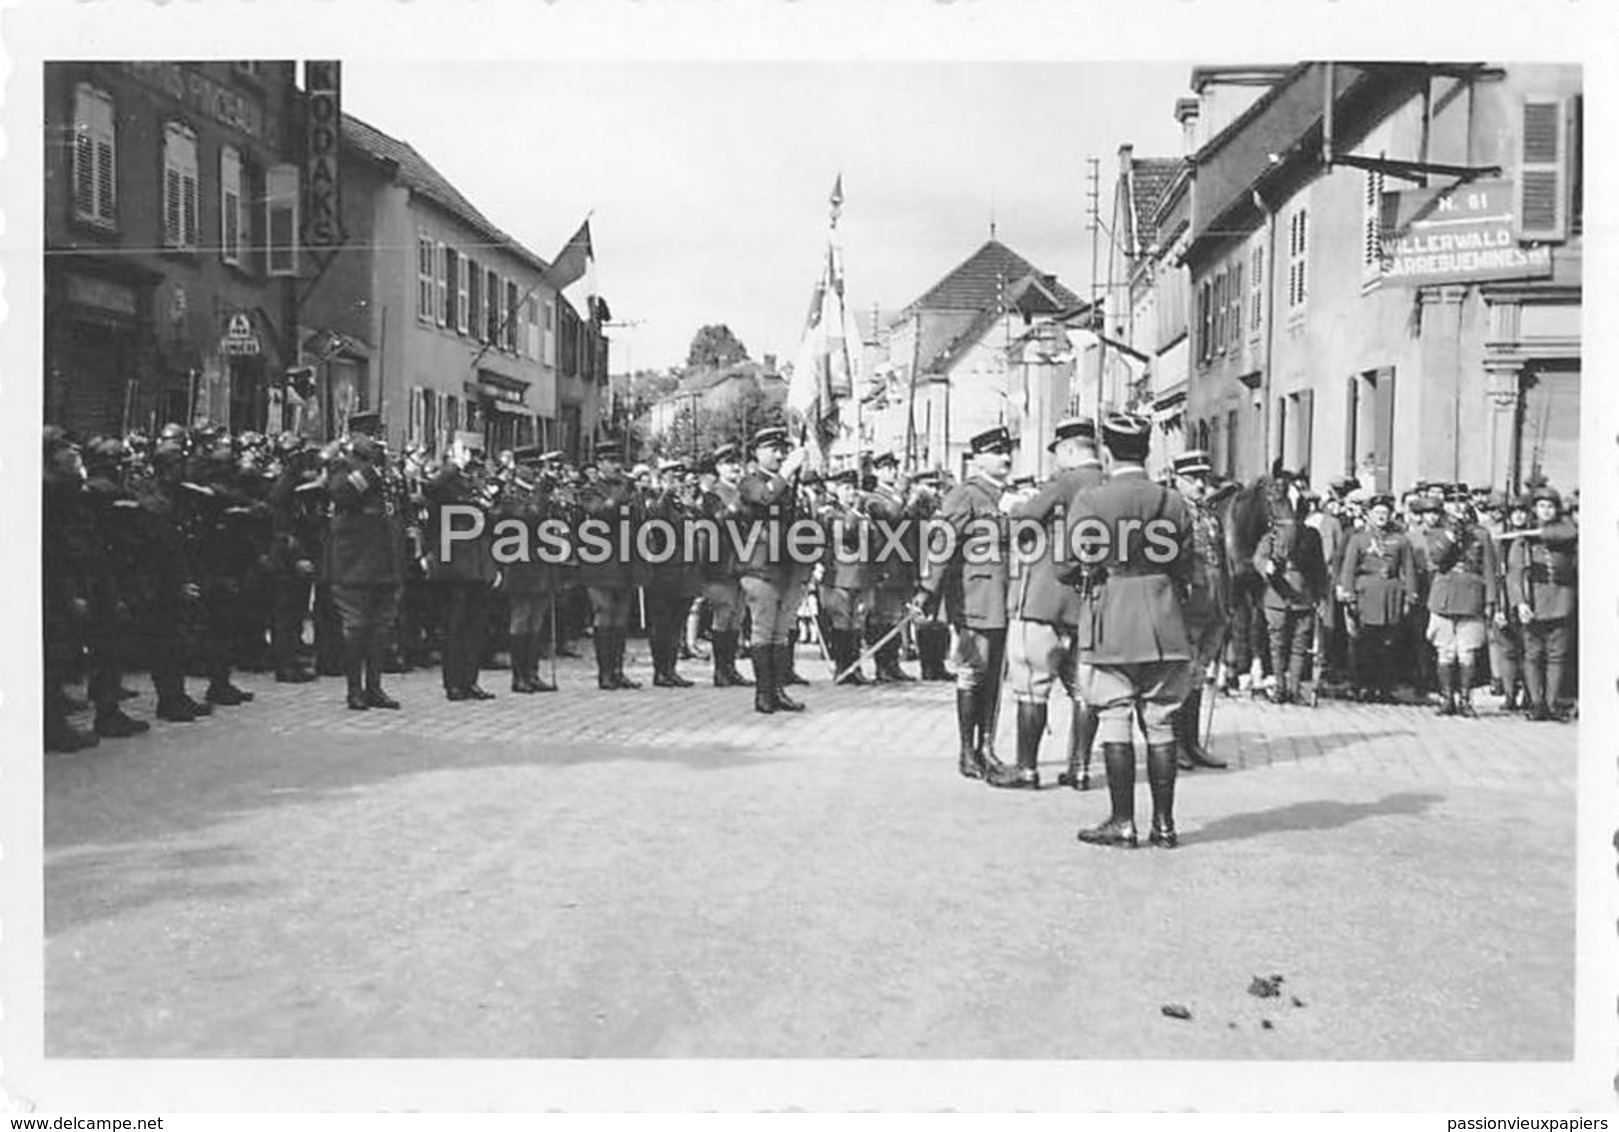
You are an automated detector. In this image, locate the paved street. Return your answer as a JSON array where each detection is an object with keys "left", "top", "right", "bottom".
[{"left": 44, "top": 648, "right": 1577, "bottom": 1060}]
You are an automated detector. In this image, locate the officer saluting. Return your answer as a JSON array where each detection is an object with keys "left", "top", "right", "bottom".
[
  {"left": 1001, "top": 417, "right": 1103, "bottom": 791},
  {"left": 737, "top": 426, "right": 812, "bottom": 714},
  {"left": 914, "top": 426, "right": 1015, "bottom": 780},
  {"left": 1506, "top": 485, "right": 1577, "bottom": 721},
  {"left": 1068, "top": 413, "right": 1198, "bottom": 849}
]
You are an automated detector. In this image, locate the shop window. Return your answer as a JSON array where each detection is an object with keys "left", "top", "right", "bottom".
[{"left": 72, "top": 83, "right": 117, "bottom": 228}]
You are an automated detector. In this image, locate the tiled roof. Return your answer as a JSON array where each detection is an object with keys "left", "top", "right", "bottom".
[
  {"left": 343, "top": 113, "right": 550, "bottom": 274},
  {"left": 926, "top": 305, "right": 1005, "bottom": 375},
  {"left": 1128, "top": 157, "right": 1184, "bottom": 254},
  {"left": 904, "top": 240, "right": 1082, "bottom": 314}
]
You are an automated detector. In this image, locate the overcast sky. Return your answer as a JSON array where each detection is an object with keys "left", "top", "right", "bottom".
[{"left": 342, "top": 61, "right": 1196, "bottom": 373}]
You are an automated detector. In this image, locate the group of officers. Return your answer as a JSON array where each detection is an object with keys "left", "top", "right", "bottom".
[{"left": 44, "top": 406, "right": 1580, "bottom": 852}]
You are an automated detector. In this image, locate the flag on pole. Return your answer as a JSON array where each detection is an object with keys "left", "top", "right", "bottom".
[
  {"left": 787, "top": 176, "right": 859, "bottom": 470},
  {"left": 547, "top": 217, "right": 606, "bottom": 322}
]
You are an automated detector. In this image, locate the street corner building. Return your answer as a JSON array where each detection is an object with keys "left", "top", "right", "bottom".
[
  {"left": 44, "top": 61, "right": 612, "bottom": 461},
  {"left": 1122, "top": 63, "right": 1581, "bottom": 495}
]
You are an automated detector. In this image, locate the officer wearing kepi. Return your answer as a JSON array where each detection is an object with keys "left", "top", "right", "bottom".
[
  {"left": 913, "top": 426, "right": 1016, "bottom": 780},
  {"left": 737, "top": 426, "right": 812, "bottom": 714},
  {"left": 1169, "top": 449, "right": 1229, "bottom": 770},
  {"left": 1068, "top": 413, "right": 1198, "bottom": 849},
  {"left": 1000, "top": 417, "right": 1103, "bottom": 791},
  {"left": 697, "top": 444, "right": 754, "bottom": 688}
]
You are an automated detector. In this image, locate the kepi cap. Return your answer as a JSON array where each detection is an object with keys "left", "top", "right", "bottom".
[{"left": 968, "top": 426, "right": 1012, "bottom": 456}]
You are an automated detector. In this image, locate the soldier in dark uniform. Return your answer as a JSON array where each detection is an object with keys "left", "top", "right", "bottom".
[
  {"left": 1001, "top": 418, "right": 1103, "bottom": 791},
  {"left": 1486, "top": 494, "right": 1531, "bottom": 709},
  {"left": 80, "top": 437, "right": 153, "bottom": 739},
  {"left": 816, "top": 467, "right": 872, "bottom": 683},
  {"left": 1068, "top": 414, "right": 1197, "bottom": 849},
  {"left": 267, "top": 433, "right": 322, "bottom": 684},
  {"left": 863, "top": 453, "right": 916, "bottom": 682},
  {"left": 643, "top": 458, "right": 701, "bottom": 687},
  {"left": 1421, "top": 489, "right": 1496, "bottom": 717},
  {"left": 324, "top": 413, "right": 406, "bottom": 711},
  {"left": 137, "top": 437, "right": 214, "bottom": 722},
  {"left": 1335, "top": 494, "right": 1419, "bottom": 703},
  {"left": 491, "top": 447, "right": 559, "bottom": 694},
  {"left": 43, "top": 432, "right": 102, "bottom": 750},
  {"left": 232, "top": 432, "right": 277, "bottom": 671},
  {"left": 697, "top": 444, "right": 753, "bottom": 688},
  {"left": 1506, "top": 486, "right": 1577, "bottom": 722},
  {"left": 737, "top": 426, "right": 812, "bottom": 714},
  {"left": 1253, "top": 475, "right": 1329, "bottom": 706},
  {"left": 907, "top": 470, "right": 954, "bottom": 681},
  {"left": 1169, "top": 450, "right": 1228, "bottom": 769},
  {"left": 424, "top": 431, "right": 498, "bottom": 701},
  {"left": 190, "top": 440, "right": 259, "bottom": 707},
  {"left": 576, "top": 440, "right": 644, "bottom": 691},
  {"left": 913, "top": 426, "right": 1015, "bottom": 779}
]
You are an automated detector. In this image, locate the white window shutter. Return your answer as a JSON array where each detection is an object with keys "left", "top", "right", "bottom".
[
  {"left": 435, "top": 241, "right": 447, "bottom": 326},
  {"left": 1516, "top": 96, "right": 1569, "bottom": 242}
]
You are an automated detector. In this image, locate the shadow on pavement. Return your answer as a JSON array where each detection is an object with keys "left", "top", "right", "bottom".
[{"left": 1189, "top": 790, "right": 1444, "bottom": 845}]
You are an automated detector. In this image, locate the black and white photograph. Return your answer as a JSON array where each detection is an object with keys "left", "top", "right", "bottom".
[{"left": 3, "top": 0, "right": 1615, "bottom": 1117}]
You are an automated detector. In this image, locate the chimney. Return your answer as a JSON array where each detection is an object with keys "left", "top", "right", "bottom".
[
  {"left": 1117, "top": 142, "right": 1134, "bottom": 177},
  {"left": 1175, "top": 97, "right": 1201, "bottom": 156}
]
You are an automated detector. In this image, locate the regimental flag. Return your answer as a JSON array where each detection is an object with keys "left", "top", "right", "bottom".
[
  {"left": 547, "top": 218, "right": 608, "bottom": 323},
  {"left": 788, "top": 176, "right": 860, "bottom": 470}
]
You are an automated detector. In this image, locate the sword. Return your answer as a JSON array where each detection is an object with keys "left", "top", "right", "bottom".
[{"left": 834, "top": 609, "right": 920, "bottom": 685}]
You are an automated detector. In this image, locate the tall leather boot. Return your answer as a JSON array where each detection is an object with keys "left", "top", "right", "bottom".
[
  {"left": 988, "top": 699, "right": 1043, "bottom": 789},
  {"left": 1146, "top": 741, "right": 1179, "bottom": 848},
  {"left": 713, "top": 631, "right": 736, "bottom": 687},
  {"left": 511, "top": 633, "right": 537, "bottom": 693},
  {"left": 344, "top": 635, "right": 369, "bottom": 711},
  {"left": 1546, "top": 647, "right": 1569, "bottom": 721},
  {"left": 977, "top": 679, "right": 1007, "bottom": 775},
  {"left": 955, "top": 687, "right": 982, "bottom": 779},
  {"left": 753, "top": 642, "right": 776, "bottom": 714},
  {"left": 660, "top": 614, "right": 693, "bottom": 687},
  {"left": 1434, "top": 662, "right": 1457, "bottom": 716},
  {"left": 877, "top": 629, "right": 913, "bottom": 682},
  {"left": 613, "top": 630, "right": 641, "bottom": 689},
  {"left": 594, "top": 629, "right": 616, "bottom": 690},
  {"left": 1077, "top": 742, "right": 1138, "bottom": 847},
  {"left": 919, "top": 624, "right": 953, "bottom": 681},
  {"left": 1058, "top": 701, "right": 1099, "bottom": 789},
  {"left": 364, "top": 631, "right": 400, "bottom": 708},
  {"left": 1176, "top": 688, "right": 1227, "bottom": 769},
  {"left": 1456, "top": 656, "right": 1478, "bottom": 718},
  {"left": 771, "top": 644, "right": 805, "bottom": 711},
  {"left": 715, "top": 631, "right": 752, "bottom": 687},
  {"left": 837, "top": 630, "right": 868, "bottom": 685},
  {"left": 781, "top": 631, "right": 809, "bottom": 686},
  {"left": 527, "top": 633, "right": 556, "bottom": 692}
]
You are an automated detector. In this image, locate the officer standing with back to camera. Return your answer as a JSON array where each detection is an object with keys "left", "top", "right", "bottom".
[
  {"left": 999, "top": 417, "right": 1103, "bottom": 791},
  {"left": 912, "top": 426, "right": 1016, "bottom": 781},
  {"left": 737, "top": 426, "right": 812, "bottom": 714},
  {"left": 325, "top": 412, "right": 405, "bottom": 712},
  {"left": 1068, "top": 413, "right": 1197, "bottom": 850}
]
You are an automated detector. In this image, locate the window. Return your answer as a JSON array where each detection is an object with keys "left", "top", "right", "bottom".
[
  {"left": 1228, "top": 262, "right": 1242, "bottom": 350},
  {"left": 456, "top": 252, "right": 470, "bottom": 335},
  {"left": 162, "top": 122, "right": 199, "bottom": 250},
  {"left": 408, "top": 387, "right": 424, "bottom": 445},
  {"left": 1249, "top": 244, "right": 1264, "bottom": 335},
  {"left": 1224, "top": 409, "right": 1239, "bottom": 479},
  {"left": 1212, "top": 270, "right": 1226, "bottom": 354},
  {"left": 434, "top": 241, "right": 447, "bottom": 327},
  {"left": 1362, "top": 162, "right": 1386, "bottom": 275},
  {"left": 417, "top": 234, "right": 435, "bottom": 322},
  {"left": 72, "top": 83, "right": 116, "bottom": 227},
  {"left": 525, "top": 296, "right": 540, "bottom": 360},
  {"left": 444, "top": 248, "right": 461, "bottom": 333},
  {"left": 1517, "top": 95, "right": 1572, "bottom": 242},
  {"left": 219, "top": 145, "right": 243, "bottom": 265},
  {"left": 265, "top": 163, "right": 299, "bottom": 275},
  {"left": 544, "top": 299, "right": 557, "bottom": 366},
  {"left": 423, "top": 390, "right": 439, "bottom": 455},
  {"left": 1287, "top": 208, "right": 1308, "bottom": 310},
  {"left": 467, "top": 257, "right": 482, "bottom": 341},
  {"left": 486, "top": 269, "right": 501, "bottom": 342},
  {"left": 505, "top": 281, "right": 520, "bottom": 351}
]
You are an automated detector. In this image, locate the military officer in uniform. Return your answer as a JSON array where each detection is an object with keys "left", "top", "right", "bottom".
[
  {"left": 1335, "top": 494, "right": 1419, "bottom": 703},
  {"left": 907, "top": 470, "right": 954, "bottom": 681},
  {"left": 576, "top": 440, "right": 644, "bottom": 690},
  {"left": 80, "top": 437, "right": 153, "bottom": 739},
  {"left": 1421, "top": 489, "right": 1496, "bottom": 718},
  {"left": 1486, "top": 494, "right": 1532, "bottom": 710},
  {"left": 1068, "top": 414, "right": 1197, "bottom": 849},
  {"left": 1506, "top": 486, "right": 1578, "bottom": 721},
  {"left": 698, "top": 444, "right": 754, "bottom": 688},
  {"left": 1253, "top": 478, "right": 1329, "bottom": 706},
  {"left": 863, "top": 452, "right": 916, "bottom": 682},
  {"left": 492, "top": 447, "right": 559, "bottom": 693},
  {"left": 424, "top": 430, "right": 499, "bottom": 701},
  {"left": 325, "top": 412, "right": 406, "bottom": 711},
  {"left": 643, "top": 458, "right": 701, "bottom": 687},
  {"left": 1169, "top": 450, "right": 1229, "bottom": 770},
  {"left": 816, "top": 467, "right": 872, "bottom": 683},
  {"left": 1001, "top": 418, "right": 1103, "bottom": 791},
  {"left": 267, "top": 433, "right": 323, "bottom": 684},
  {"left": 737, "top": 426, "right": 811, "bottom": 714},
  {"left": 140, "top": 437, "right": 215, "bottom": 722},
  {"left": 913, "top": 426, "right": 1016, "bottom": 780}
]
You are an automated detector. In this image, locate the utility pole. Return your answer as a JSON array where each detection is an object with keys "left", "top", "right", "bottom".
[{"left": 1085, "top": 155, "right": 1105, "bottom": 428}]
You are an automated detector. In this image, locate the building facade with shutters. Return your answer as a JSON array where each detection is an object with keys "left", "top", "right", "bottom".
[
  {"left": 1182, "top": 62, "right": 1581, "bottom": 493},
  {"left": 298, "top": 114, "right": 564, "bottom": 456},
  {"left": 44, "top": 61, "right": 303, "bottom": 437}
]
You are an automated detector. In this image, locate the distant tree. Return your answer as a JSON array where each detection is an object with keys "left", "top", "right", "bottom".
[
  {"left": 687, "top": 324, "right": 751, "bottom": 370},
  {"left": 651, "top": 377, "right": 788, "bottom": 462}
]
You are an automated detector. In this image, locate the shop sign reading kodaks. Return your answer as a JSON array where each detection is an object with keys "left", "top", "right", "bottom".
[
  {"left": 1378, "top": 179, "right": 1552, "bottom": 287},
  {"left": 303, "top": 61, "right": 345, "bottom": 259}
]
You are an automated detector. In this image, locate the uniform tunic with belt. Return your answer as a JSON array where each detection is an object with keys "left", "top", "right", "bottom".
[
  {"left": 422, "top": 464, "right": 495, "bottom": 692},
  {"left": 1506, "top": 519, "right": 1577, "bottom": 708},
  {"left": 736, "top": 467, "right": 810, "bottom": 645},
  {"left": 816, "top": 497, "right": 871, "bottom": 632},
  {"left": 919, "top": 473, "right": 1011, "bottom": 690},
  {"left": 1335, "top": 523, "right": 1417, "bottom": 694},
  {"left": 698, "top": 479, "right": 746, "bottom": 633},
  {"left": 1004, "top": 462, "right": 1100, "bottom": 702},
  {"left": 575, "top": 471, "right": 642, "bottom": 627},
  {"left": 1422, "top": 520, "right": 1496, "bottom": 661}
]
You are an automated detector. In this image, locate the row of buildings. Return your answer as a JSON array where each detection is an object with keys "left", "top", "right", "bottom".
[
  {"left": 861, "top": 60, "right": 1581, "bottom": 495},
  {"left": 44, "top": 61, "right": 610, "bottom": 460}
]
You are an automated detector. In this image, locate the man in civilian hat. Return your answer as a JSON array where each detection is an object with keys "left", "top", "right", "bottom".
[
  {"left": 576, "top": 439, "right": 644, "bottom": 690},
  {"left": 1066, "top": 413, "right": 1197, "bottom": 848},
  {"left": 1336, "top": 492, "right": 1418, "bottom": 703},
  {"left": 863, "top": 451, "right": 919, "bottom": 683},
  {"left": 1168, "top": 448, "right": 1229, "bottom": 770},
  {"left": 737, "top": 426, "right": 811, "bottom": 713},
  {"left": 914, "top": 425, "right": 1016, "bottom": 781},
  {"left": 325, "top": 411, "right": 407, "bottom": 711},
  {"left": 697, "top": 443, "right": 754, "bottom": 688},
  {"left": 996, "top": 418, "right": 1106, "bottom": 790},
  {"left": 1506, "top": 485, "right": 1578, "bottom": 721}
]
